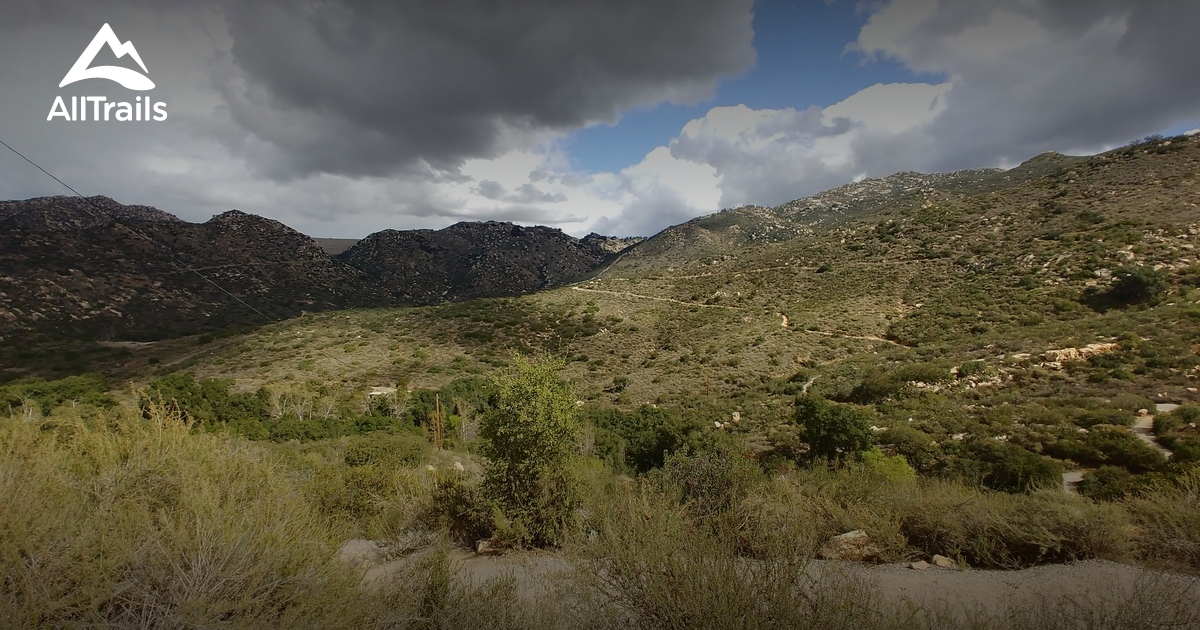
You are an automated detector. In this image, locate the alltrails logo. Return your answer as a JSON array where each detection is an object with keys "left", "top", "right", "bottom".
[{"left": 47, "top": 23, "right": 168, "bottom": 122}]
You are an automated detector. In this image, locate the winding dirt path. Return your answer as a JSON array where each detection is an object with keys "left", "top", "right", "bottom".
[
  {"left": 571, "top": 286, "right": 902, "bottom": 346},
  {"left": 1131, "top": 403, "right": 1179, "bottom": 459},
  {"left": 799, "top": 328, "right": 900, "bottom": 345},
  {"left": 570, "top": 286, "right": 747, "bottom": 310}
]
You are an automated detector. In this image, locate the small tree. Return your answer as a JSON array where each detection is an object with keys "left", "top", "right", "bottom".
[
  {"left": 794, "top": 395, "right": 874, "bottom": 464},
  {"left": 1107, "top": 265, "right": 1169, "bottom": 306},
  {"left": 479, "top": 356, "right": 581, "bottom": 547}
]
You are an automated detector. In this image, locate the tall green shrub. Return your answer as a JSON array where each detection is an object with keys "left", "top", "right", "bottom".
[
  {"left": 479, "top": 356, "right": 581, "bottom": 547},
  {"left": 794, "top": 395, "right": 875, "bottom": 464}
]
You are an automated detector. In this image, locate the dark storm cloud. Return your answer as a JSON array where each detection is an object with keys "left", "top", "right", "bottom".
[
  {"left": 473, "top": 180, "right": 567, "bottom": 203},
  {"left": 446, "top": 203, "right": 585, "bottom": 224},
  {"left": 508, "top": 184, "right": 567, "bottom": 204},
  {"left": 218, "top": 0, "right": 756, "bottom": 179},
  {"left": 473, "top": 180, "right": 507, "bottom": 200}
]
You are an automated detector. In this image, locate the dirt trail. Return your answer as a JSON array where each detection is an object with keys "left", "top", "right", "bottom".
[
  {"left": 571, "top": 286, "right": 901, "bottom": 346},
  {"left": 1131, "top": 403, "right": 1179, "bottom": 459},
  {"left": 570, "top": 286, "right": 746, "bottom": 310},
  {"left": 356, "top": 546, "right": 1199, "bottom": 622},
  {"left": 800, "top": 327, "right": 900, "bottom": 345}
]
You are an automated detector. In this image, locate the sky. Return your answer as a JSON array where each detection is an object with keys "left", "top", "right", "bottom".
[{"left": 1, "top": 1, "right": 1198, "bottom": 239}]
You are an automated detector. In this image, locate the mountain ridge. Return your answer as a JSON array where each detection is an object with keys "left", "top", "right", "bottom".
[
  {"left": 0, "top": 201, "right": 638, "bottom": 341},
  {"left": 3, "top": 136, "right": 1192, "bottom": 345}
]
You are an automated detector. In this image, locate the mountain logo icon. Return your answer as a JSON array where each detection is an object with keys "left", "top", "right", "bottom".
[{"left": 59, "top": 23, "right": 155, "bottom": 91}]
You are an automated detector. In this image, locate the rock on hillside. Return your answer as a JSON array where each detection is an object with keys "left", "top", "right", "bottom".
[
  {"left": 338, "top": 221, "right": 625, "bottom": 304},
  {"left": 0, "top": 198, "right": 389, "bottom": 341},
  {"left": 581, "top": 233, "right": 645, "bottom": 254}
]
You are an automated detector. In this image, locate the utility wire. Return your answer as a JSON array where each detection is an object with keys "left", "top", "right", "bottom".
[
  {"left": 0, "top": 137, "right": 362, "bottom": 371},
  {"left": 1, "top": 137, "right": 279, "bottom": 324}
]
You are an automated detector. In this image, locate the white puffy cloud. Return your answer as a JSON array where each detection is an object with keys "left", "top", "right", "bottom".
[
  {"left": 854, "top": 0, "right": 1200, "bottom": 168},
  {"left": 656, "top": 81, "right": 950, "bottom": 210},
  {"left": 586, "top": 0, "right": 1200, "bottom": 232}
]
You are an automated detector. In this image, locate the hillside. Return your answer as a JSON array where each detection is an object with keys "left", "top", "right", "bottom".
[
  {"left": 0, "top": 200, "right": 636, "bottom": 343},
  {"left": 35, "top": 134, "right": 1194, "bottom": 489},
  {"left": 336, "top": 222, "right": 630, "bottom": 304},
  {"left": 5, "top": 135, "right": 1200, "bottom": 485},
  {"left": 0, "top": 201, "right": 387, "bottom": 342}
]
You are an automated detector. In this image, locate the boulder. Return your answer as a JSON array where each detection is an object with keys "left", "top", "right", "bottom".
[
  {"left": 817, "top": 530, "right": 881, "bottom": 562},
  {"left": 908, "top": 561, "right": 930, "bottom": 571},
  {"left": 932, "top": 554, "right": 955, "bottom": 569}
]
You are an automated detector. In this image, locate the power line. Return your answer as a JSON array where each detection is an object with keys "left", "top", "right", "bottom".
[
  {"left": 0, "top": 137, "right": 279, "bottom": 324},
  {"left": 0, "top": 137, "right": 362, "bottom": 371}
]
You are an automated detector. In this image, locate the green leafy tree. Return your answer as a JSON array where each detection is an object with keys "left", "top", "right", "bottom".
[
  {"left": 1107, "top": 265, "right": 1169, "bottom": 306},
  {"left": 479, "top": 356, "right": 581, "bottom": 547},
  {"left": 793, "top": 395, "right": 875, "bottom": 464}
]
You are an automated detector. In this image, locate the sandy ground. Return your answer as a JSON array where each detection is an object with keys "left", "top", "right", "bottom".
[{"left": 345, "top": 542, "right": 1199, "bottom": 623}]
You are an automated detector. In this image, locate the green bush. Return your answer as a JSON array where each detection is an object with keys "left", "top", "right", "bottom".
[
  {"left": 846, "top": 370, "right": 904, "bottom": 404},
  {"left": 947, "top": 440, "right": 1064, "bottom": 493},
  {"left": 1078, "top": 408, "right": 1135, "bottom": 428},
  {"left": 141, "top": 373, "right": 266, "bottom": 429},
  {"left": 431, "top": 475, "right": 495, "bottom": 546},
  {"left": 859, "top": 447, "right": 917, "bottom": 482},
  {"left": 1154, "top": 414, "right": 1186, "bottom": 436},
  {"left": 877, "top": 425, "right": 941, "bottom": 474},
  {"left": 479, "top": 356, "right": 582, "bottom": 547},
  {"left": 957, "top": 360, "right": 987, "bottom": 379},
  {"left": 0, "top": 374, "right": 115, "bottom": 415},
  {"left": 343, "top": 433, "right": 428, "bottom": 467},
  {"left": 1085, "top": 426, "right": 1167, "bottom": 473},
  {"left": 1079, "top": 466, "right": 1139, "bottom": 501},
  {"left": 1092, "top": 265, "right": 1171, "bottom": 307},
  {"left": 652, "top": 443, "right": 764, "bottom": 518},
  {"left": 1161, "top": 435, "right": 1200, "bottom": 464},
  {"left": 1046, "top": 426, "right": 1167, "bottom": 473},
  {"left": 890, "top": 362, "right": 951, "bottom": 384},
  {"left": 585, "top": 404, "right": 720, "bottom": 473},
  {"left": 794, "top": 395, "right": 875, "bottom": 464}
]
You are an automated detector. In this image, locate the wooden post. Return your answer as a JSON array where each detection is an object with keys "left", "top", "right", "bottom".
[{"left": 434, "top": 393, "right": 443, "bottom": 451}]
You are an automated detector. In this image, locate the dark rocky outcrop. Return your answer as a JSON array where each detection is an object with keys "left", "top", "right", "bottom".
[
  {"left": 337, "top": 221, "right": 625, "bottom": 304},
  {"left": 0, "top": 198, "right": 388, "bottom": 341},
  {"left": 0, "top": 197, "right": 635, "bottom": 341}
]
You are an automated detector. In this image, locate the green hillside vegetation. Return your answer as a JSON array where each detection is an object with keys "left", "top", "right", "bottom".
[
  {"left": 4, "top": 135, "right": 1200, "bottom": 624},
  {"left": 34, "top": 133, "right": 1192, "bottom": 493},
  {"left": 4, "top": 358, "right": 1200, "bottom": 626}
]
